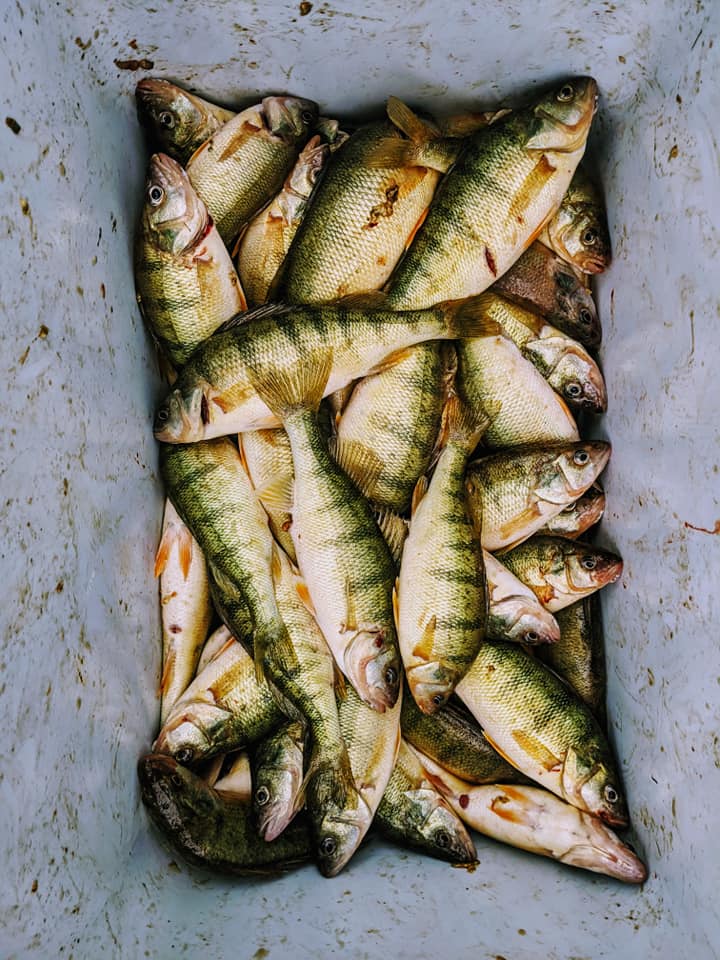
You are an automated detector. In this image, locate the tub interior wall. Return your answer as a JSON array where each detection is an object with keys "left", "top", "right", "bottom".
[{"left": 1, "top": 1, "right": 719, "bottom": 957}]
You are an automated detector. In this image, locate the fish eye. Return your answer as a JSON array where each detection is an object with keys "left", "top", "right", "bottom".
[
  {"left": 565, "top": 383, "right": 583, "bottom": 399},
  {"left": 156, "top": 406, "right": 169, "bottom": 422},
  {"left": 432, "top": 694, "right": 444, "bottom": 706},
  {"left": 582, "top": 228, "right": 598, "bottom": 246},
  {"left": 526, "top": 631, "right": 538, "bottom": 643},
  {"left": 255, "top": 785, "right": 271, "bottom": 806},
  {"left": 573, "top": 449, "right": 590, "bottom": 465},
  {"left": 435, "top": 830, "right": 450, "bottom": 849},
  {"left": 581, "top": 555, "right": 598, "bottom": 570},
  {"left": 604, "top": 784, "right": 619, "bottom": 804},
  {"left": 579, "top": 308, "right": 593, "bottom": 325},
  {"left": 170, "top": 773, "right": 183, "bottom": 787},
  {"left": 175, "top": 747, "right": 194, "bottom": 764},
  {"left": 159, "top": 111, "right": 175, "bottom": 128},
  {"left": 301, "top": 110, "right": 315, "bottom": 124},
  {"left": 148, "top": 184, "right": 165, "bottom": 206},
  {"left": 385, "top": 666, "right": 398, "bottom": 686},
  {"left": 557, "top": 84, "right": 575, "bottom": 102},
  {"left": 320, "top": 836, "right": 337, "bottom": 856}
]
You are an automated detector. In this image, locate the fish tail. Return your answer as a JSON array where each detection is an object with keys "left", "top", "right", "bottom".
[
  {"left": 440, "top": 294, "right": 503, "bottom": 340},
  {"left": 364, "top": 97, "right": 448, "bottom": 171},
  {"left": 249, "top": 349, "right": 333, "bottom": 420}
]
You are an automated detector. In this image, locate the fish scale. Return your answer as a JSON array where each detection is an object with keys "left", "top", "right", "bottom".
[
  {"left": 455, "top": 641, "right": 627, "bottom": 825},
  {"left": 385, "top": 78, "right": 598, "bottom": 310}
]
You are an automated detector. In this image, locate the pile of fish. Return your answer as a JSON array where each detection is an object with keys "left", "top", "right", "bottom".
[{"left": 134, "top": 75, "right": 647, "bottom": 884}]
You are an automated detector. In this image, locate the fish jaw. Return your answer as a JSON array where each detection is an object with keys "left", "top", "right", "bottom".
[
  {"left": 406, "top": 661, "right": 457, "bottom": 715},
  {"left": 343, "top": 625, "right": 400, "bottom": 712},
  {"left": 263, "top": 96, "right": 318, "bottom": 144},
  {"left": 562, "top": 815, "right": 647, "bottom": 883},
  {"left": 314, "top": 797, "right": 373, "bottom": 878},
  {"left": 144, "top": 153, "right": 207, "bottom": 255},
  {"left": 527, "top": 77, "right": 598, "bottom": 153}
]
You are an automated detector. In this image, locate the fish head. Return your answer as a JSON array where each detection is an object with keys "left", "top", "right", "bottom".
[
  {"left": 312, "top": 792, "right": 372, "bottom": 878},
  {"left": 253, "top": 729, "right": 305, "bottom": 842},
  {"left": 136, "top": 79, "right": 206, "bottom": 158},
  {"left": 526, "top": 77, "right": 598, "bottom": 152},
  {"left": 409, "top": 789, "right": 477, "bottom": 863},
  {"left": 564, "top": 542, "right": 623, "bottom": 593},
  {"left": 563, "top": 815, "right": 647, "bottom": 883},
  {"left": 345, "top": 624, "right": 401, "bottom": 712},
  {"left": 286, "top": 135, "right": 330, "bottom": 196},
  {"left": 548, "top": 485, "right": 605, "bottom": 538},
  {"left": 263, "top": 96, "right": 319, "bottom": 144},
  {"left": 528, "top": 341, "right": 607, "bottom": 414},
  {"left": 406, "top": 661, "right": 457, "bottom": 714},
  {"left": 562, "top": 748, "right": 629, "bottom": 828},
  {"left": 153, "top": 701, "right": 228, "bottom": 765},
  {"left": 138, "top": 752, "right": 218, "bottom": 826},
  {"left": 546, "top": 206, "right": 611, "bottom": 274},
  {"left": 142, "top": 153, "right": 207, "bottom": 255},
  {"left": 554, "top": 271, "right": 601, "bottom": 346},
  {"left": 554, "top": 442, "right": 611, "bottom": 499},
  {"left": 504, "top": 604, "right": 561, "bottom": 645},
  {"left": 154, "top": 385, "right": 207, "bottom": 443}
]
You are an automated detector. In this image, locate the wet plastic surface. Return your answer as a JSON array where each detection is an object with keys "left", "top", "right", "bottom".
[{"left": 1, "top": 1, "right": 719, "bottom": 957}]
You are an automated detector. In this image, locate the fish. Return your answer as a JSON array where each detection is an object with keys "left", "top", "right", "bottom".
[
  {"left": 456, "top": 334, "right": 580, "bottom": 449},
  {"left": 134, "top": 153, "right": 247, "bottom": 369},
  {"left": 278, "top": 98, "right": 460, "bottom": 304},
  {"left": 266, "top": 545, "right": 371, "bottom": 878},
  {"left": 536, "top": 484, "right": 605, "bottom": 539},
  {"left": 337, "top": 681, "right": 402, "bottom": 826},
  {"left": 538, "top": 164, "right": 611, "bottom": 273},
  {"left": 154, "top": 639, "right": 284, "bottom": 764},
  {"left": 135, "top": 78, "right": 235, "bottom": 166},
  {"left": 237, "top": 129, "right": 344, "bottom": 305},
  {"left": 251, "top": 721, "right": 306, "bottom": 841},
  {"left": 250, "top": 355, "right": 401, "bottom": 714},
  {"left": 397, "top": 395, "right": 490, "bottom": 713},
  {"left": 538, "top": 595, "right": 607, "bottom": 726},
  {"left": 330, "top": 342, "right": 456, "bottom": 514},
  {"left": 160, "top": 438, "right": 285, "bottom": 676},
  {"left": 138, "top": 754, "right": 311, "bottom": 874},
  {"left": 483, "top": 550, "right": 561, "bottom": 645},
  {"left": 467, "top": 293, "right": 606, "bottom": 413},
  {"left": 186, "top": 96, "right": 318, "bottom": 245},
  {"left": 491, "top": 240, "right": 601, "bottom": 346},
  {"left": 213, "top": 751, "right": 252, "bottom": 801},
  {"left": 195, "top": 625, "right": 234, "bottom": 676},
  {"left": 385, "top": 77, "right": 598, "bottom": 309},
  {"left": 154, "top": 498, "right": 213, "bottom": 724},
  {"left": 239, "top": 427, "right": 297, "bottom": 563},
  {"left": 464, "top": 441, "right": 611, "bottom": 552},
  {"left": 412, "top": 751, "right": 646, "bottom": 882},
  {"left": 400, "top": 690, "right": 524, "bottom": 784},
  {"left": 374, "top": 741, "right": 477, "bottom": 863},
  {"left": 499, "top": 536, "right": 623, "bottom": 612},
  {"left": 456, "top": 641, "right": 628, "bottom": 826},
  {"left": 373, "top": 507, "right": 409, "bottom": 567},
  {"left": 153, "top": 297, "right": 498, "bottom": 445}
]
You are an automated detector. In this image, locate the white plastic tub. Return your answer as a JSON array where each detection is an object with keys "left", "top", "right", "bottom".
[{"left": 2, "top": 1, "right": 719, "bottom": 957}]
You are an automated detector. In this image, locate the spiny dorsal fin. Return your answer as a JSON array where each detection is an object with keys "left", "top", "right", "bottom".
[
  {"left": 373, "top": 507, "right": 409, "bottom": 567},
  {"left": 215, "top": 301, "right": 294, "bottom": 334},
  {"left": 328, "top": 436, "right": 385, "bottom": 500},
  {"left": 386, "top": 96, "right": 440, "bottom": 144}
]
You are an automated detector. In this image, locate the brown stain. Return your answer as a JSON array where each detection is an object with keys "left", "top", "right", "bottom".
[
  {"left": 74, "top": 36, "right": 91, "bottom": 50},
  {"left": 363, "top": 182, "right": 400, "bottom": 229},
  {"left": 114, "top": 58, "right": 154, "bottom": 70},
  {"left": 5, "top": 116, "right": 21, "bottom": 134},
  {"left": 684, "top": 518, "right": 720, "bottom": 534},
  {"left": 299, "top": 1, "right": 313, "bottom": 13},
  {"left": 668, "top": 144, "right": 679, "bottom": 161}
]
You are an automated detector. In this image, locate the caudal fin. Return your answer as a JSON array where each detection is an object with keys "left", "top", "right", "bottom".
[
  {"left": 437, "top": 393, "right": 496, "bottom": 453},
  {"left": 250, "top": 349, "right": 333, "bottom": 421}
]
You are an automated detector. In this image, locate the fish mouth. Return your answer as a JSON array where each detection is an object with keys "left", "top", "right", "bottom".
[
  {"left": 406, "top": 663, "right": 454, "bottom": 715},
  {"left": 345, "top": 629, "right": 400, "bottom": 712},
  {"left": 577, "top": 250, "right": 611, "bottom": 274},
  {"left": 262, "top": 95, "right": 318, "bottom": 141},
  {"left": 564, "top": 838, "right": 647, "bottom": 883},
  {"left": 154, "top": 388, "right": 204, "bottom": 443}
]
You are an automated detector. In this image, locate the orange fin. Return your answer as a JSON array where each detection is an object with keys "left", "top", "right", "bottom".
[
  {"left": 481, "top": 730, "right": 519, "bottom": 769},
  {"left": 177, "top": 524, "right": 194, "bottom": 580},
  {"left": 405, "top": 206, "right": 429, "bottom": 250},
  {"left": 154, "top": 524, "right": 174, "bottom": 579},
  {"left": 410, "top": 475, "right": 429, "bottom": 518},
  {"left": 508, "top": 154, "right": 559, "bottom": 227},
  {"left": 489, "top": 792, "right": 526, "bottom": 823},
  {"left": 158, "top": 649, "right": 176, "bottom": 696},
  {"left": 412, "top": 614, "right": 437, "bottom": 661},
  {"left": 511, "top": 729, "right": 562, "bottom": 771},
  {"left": 294, "top": 576, "right": 317, "bottom": 616},
  {"left": 392, "top": 579, "right": 400, "bottom": 629},
  {"left": 366, "top": 345, "right": 416, "bottom": 377},
  {"left": 420, "top": 765, "right": 454, "bottom": 799}
]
